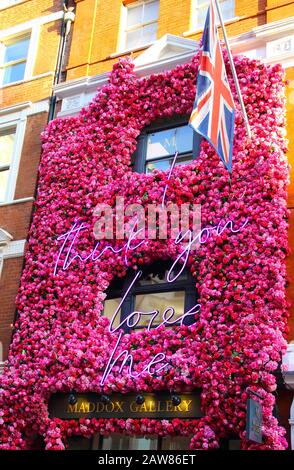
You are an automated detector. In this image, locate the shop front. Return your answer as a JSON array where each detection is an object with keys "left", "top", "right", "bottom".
[
  {"left": 0, "top": 43, "right": 291, "bottom": 451},
  {"left": 49, "top": 391, "right": 203, "bottom": 450}
]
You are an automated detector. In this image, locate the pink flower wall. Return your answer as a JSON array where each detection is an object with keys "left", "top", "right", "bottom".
[{"left": 0, "top": 53, "right": 290, "bottom": 450}]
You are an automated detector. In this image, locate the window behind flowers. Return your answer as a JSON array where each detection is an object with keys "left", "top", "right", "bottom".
[
  {"left": 125, "top": 0, "right": 159, "bottom": 50},
  {"left": 103, "top": 261, "right": 197, "bottom": 332},
  {"left": 145, "top": 124, "right": 194, "bottom": 173},
  {"left": 132, "top": 117, "right": 197, "bottom": 174}
]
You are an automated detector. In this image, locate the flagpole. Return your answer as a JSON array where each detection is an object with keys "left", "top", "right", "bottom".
[{"left": 214, "top": 0, "right": 252, "bottom": 139}]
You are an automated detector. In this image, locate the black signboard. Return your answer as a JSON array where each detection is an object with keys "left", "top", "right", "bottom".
[{"left": 48, "top": 392, "right": 203, "bottom": 420}]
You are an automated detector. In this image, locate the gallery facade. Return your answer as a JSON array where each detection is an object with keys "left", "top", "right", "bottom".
[{"left": 1, "top": 0, "right": 294, "bottom": 451}]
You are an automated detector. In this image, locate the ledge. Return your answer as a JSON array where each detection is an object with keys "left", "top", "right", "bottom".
[
  {"left": 0, "top": 71, "right": 54, "bottom": 91},
  {"left": 183, "top": 16, "right": 242, "bottom": 38},
  {"left": 0, "top": 197, "right": 34, "bottom": 207},
  {"left": 109, "top": 42, "right": 153, "bottom": 59}
]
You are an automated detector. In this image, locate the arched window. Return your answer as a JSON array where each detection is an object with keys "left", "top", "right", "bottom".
[{"left": 103, "top": 261, "right": 197, "bottom": 332}]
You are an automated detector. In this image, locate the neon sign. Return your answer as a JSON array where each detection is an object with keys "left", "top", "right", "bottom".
[{"left": 53, "top": 153, "right": 249, "bottom": 386}]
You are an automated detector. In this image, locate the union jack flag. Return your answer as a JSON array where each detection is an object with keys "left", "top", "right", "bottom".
[{"left": 189, "top": 0, "right": 236, "bottom": 172}]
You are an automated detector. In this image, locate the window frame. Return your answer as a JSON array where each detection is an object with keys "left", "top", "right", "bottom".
[
  {"left": 0, "top": 32, "right": 31, "bottom": 87},
  {"left": 0, "top": 116, "right": 27, "bottom": 203},
  {"left": 132, "top": 115, "right": 199, "bottom": 174},
  {"left": 103, "top": 261, "right": 198, "bottom": 333},
  {"left": 122, "top": 0, "right": 159, "bottom": 51},
  {"left": 0, "top": 126, "right": 16, "bottom": 201},
  {"left": 192, "top": 0, "right": 235, "bottom": 30},
  {"left": 0, "top": 22, "right": 40, "bottom": 88}
]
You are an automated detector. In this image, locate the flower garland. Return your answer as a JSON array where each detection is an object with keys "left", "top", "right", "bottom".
[{"left": 0, "top": 52, "right": 290, "bottom": 450}]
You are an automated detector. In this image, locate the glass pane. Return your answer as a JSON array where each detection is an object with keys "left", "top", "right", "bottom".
[
  {"left": 197, "top": 0, "right": 234, "bottom": 28},
  {"left": 126, "top": 28, "right": 142, "bottom": 49},
  {"left": 221, "top": 0, "right": 235, "bottom": 20},
  {"left": 103, "top": 298, "right": 121, "bottom": 328},
  {"left": 127, "top": 4, "right": 143, "bottom": 27},
  {"left": 0, "top": 131, "right": 15, "bottom": 167},
  {"left": 161, "top": 435, "right": 192, "bottom": 450},
  {"left": 3, "top": 61, "right": 26, "bottom": 85},
  {"left": 134, "top": 291, "right": 185, "bottom": 327},
  {"left": 142, "top": 22, "right": 157, "bottom": 44},
  {"left": 197, "top": 7, "right": 208, "bottom": 28},
  {"left": 102, "top": 434, "right": 157, "bottom": 450},
  {"left": 146, "top": 126, "right": 193, "bottom": 160},
  {"left": 4, "top": 36, "right": 30, "bottom": 63},
  {"left": 143, "top": 0, "right": 159, "bottom": 23},
  {"left": 146, "top": 155, "right": 192, "bottom": 173},
  {"left": 0, "top": 169, "right": 9, "bottom": 201}
]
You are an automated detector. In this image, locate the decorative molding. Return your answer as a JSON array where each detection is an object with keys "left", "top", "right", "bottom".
[
  {"left": 0, "top": 228, "right": 13, "bottom": 246},
  {"left": 2, "top": 239, "right": 26, "bottom": 259},
  {"left": 0, "top": 101, "right": 49, "bottom": 125},
  {"left": 28, "top": 100, "right": 50, "bottom": 116},
  {"left": 133, "top": 34, "right": 197, "bottom": 69},
  {"left": 229, "top": 16, "right": 294, "bottom": 67},
  {"left": 0, "top": 102, "right": 31, "bottom": 116}
]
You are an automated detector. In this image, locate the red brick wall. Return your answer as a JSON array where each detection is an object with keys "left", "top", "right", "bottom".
[
  {"left": 14, "top": 112, "right": 48, "bottom": 200},
  {"left": 0, "top": 201, "right": 34, "bottom": 240},
  {"left": 0, "top": 257, "right": 24, "bottom": 360},
  {"left": 0, "top": 1, "right": 65, "bottom": 360}
]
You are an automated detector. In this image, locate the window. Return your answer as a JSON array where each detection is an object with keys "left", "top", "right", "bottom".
[
  {"left": 102, "top": 434, "right": 158, "bottom": 450},
  {"left": 193, "top": 0, "right": 235, "bottom": 29},
  {"left": 132, "top": 118, "right": 197, "bottom": 174},
  {"left": 67, "top": 433, "right": 193, "bottom": 450},
  {"left": 0, "top": 33, "right": 30, "bottom": 85},
  {"left": 103, "top": 261, "right": 197, "bottom": 332},
  {"left": 0, "top": 128, "right": 16, "bottom": 202},
  {"left": 125, "top": 0, "right": 159, "bottom": 50}
]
